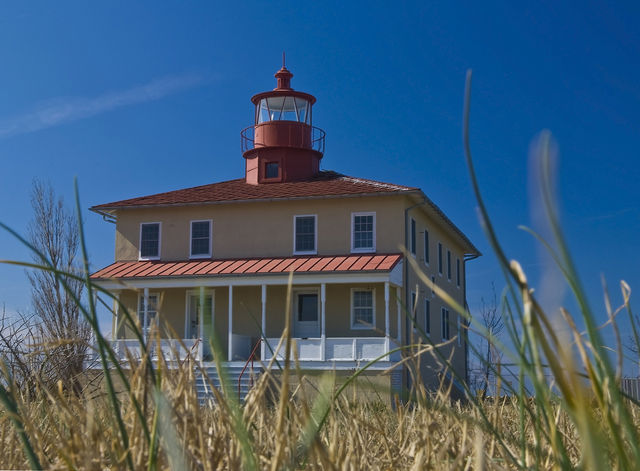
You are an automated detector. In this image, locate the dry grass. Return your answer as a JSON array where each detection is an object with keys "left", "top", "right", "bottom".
[{"left": 3, "top": 355, "right": 633, "bottom": 470}]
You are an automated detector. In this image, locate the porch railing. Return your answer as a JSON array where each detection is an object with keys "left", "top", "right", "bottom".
[
  {"left": 263, "top": 337, "right": 399, "bottom": 362},
  {"left": 109, "top": 339, "right": 201, "bottom": 362}
]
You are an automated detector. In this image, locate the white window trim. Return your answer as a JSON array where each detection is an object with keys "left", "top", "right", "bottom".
[
  {"left": 189, "top": 219, "right": 213, "bottom": 259},
  {"left": 423, "top": 229, "right": 430, "bottom": 266},
  {"left": 139, "top": 222, "right": 161, "bottom": 261},
  {"left": 350, "top": 287, "right": 376, "bottom": 330},
  {"left": 293, "top": 214, "right": 318, "bottom": 255},
  {"left": 351, "top": 212, "right": 376, "bottom": 253},
  {"left": 184, "top": 289, "right": 215, "bottom": 339},
  {"left": 410, "top": 218, "right": 417, "bottom": 257}
]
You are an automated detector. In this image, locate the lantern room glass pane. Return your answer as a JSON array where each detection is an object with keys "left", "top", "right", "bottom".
[{"left": 257, "top": 97, "right": 310, "bottom": 123}]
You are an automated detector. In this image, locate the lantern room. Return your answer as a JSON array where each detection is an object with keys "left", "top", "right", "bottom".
[{"left": 241, "top": 60, "right": 325, "bottom": 185}]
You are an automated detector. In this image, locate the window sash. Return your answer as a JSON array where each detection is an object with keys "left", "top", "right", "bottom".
[
  {"left": 352, "top": 290, "right": 374, "bottom": 328},
  {"left": 294, "top": 215, "right": 316, "bottom": 253},
  {"left": 352, "top": 214, "right": 375, "bottom": 251},
  {"left": 191, "top": 220, "right": 211, "bottom": 257},
  {"left": 424, "top": 230, "right": 430, "bottom": 264},
  {"left": 140, "top": 223, "right": 160, "bottom": 258}
]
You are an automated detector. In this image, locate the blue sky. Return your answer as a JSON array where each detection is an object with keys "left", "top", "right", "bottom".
[{"left": 0, "top": 2, "right": 638, "bottom": 370}]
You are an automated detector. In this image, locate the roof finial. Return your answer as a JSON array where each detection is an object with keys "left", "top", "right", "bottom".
[
  {"left": 282, "top": 51, "right": 286, "bottom": 68},
  {"left": 274, "top": 54, "right": 293, "bottom": 90}
]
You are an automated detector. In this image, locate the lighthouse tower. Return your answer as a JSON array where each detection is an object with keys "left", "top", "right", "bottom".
[{"left": 241, "top": 58, "right": 325, "bottom": 184}]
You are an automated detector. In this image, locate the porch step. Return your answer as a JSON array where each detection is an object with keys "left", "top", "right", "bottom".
[{"left": 195, "top": 364, "right": 262, "bottom": 405}]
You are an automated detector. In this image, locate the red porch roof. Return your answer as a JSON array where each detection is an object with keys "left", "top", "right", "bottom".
[{"left": 91, "top": 253, "right": 403, "bottom": 280}]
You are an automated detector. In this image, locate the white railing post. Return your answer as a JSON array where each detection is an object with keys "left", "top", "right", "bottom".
[
  {"left": 261, "top": 284, "right": 266, "bottom": 361},
  {"left": 321, "top": 283, "right": 326, "bottom": 361},
  {"left": 352, "top": 338, "right": 357, "bottom": 361},
  {"left": 228, "top": 285, "right": 233, "bottom": 361}
]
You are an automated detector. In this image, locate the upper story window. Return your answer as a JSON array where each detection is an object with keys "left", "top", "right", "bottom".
[
  {"left": 351, "top": 212, "right": 376, "bottom": 253},
  {"left": 294, "top": 215, "right": 317, "bottom": 254},
  {"left": 190, "top": 220, "right": 212, "bottom": 258},
  {"left": 447, "top": 249, "right": 452, "bottom": 281},
  {"left": 351, "top": 288, "right": 375, "bottom": 329},
  {"left": 424, "top": 229, "right": 430, "bottom": 265},
  {"left": 457, "top": 258, "right": 461, "bottom": 287},
  {"left": 410, "top": 218, "right": 416, "bottom": 256},
  {"left": 139, "top": 222, "right": 161, "bottom": 260},
  {"left": 438, "top": 242, "right": 443, "bottom": 275}
]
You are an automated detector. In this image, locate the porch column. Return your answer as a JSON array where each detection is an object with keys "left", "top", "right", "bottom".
[
  {"left": 143, "top": 287, "right": 150, "bottom": 339},
  {"left": 261, "top": 284, "right": 266, "bottom": 361},
  {"left": 199, "top": 286, "right": 205, "bottom": 362},
  {"left": 396, "top": 287, "right": 402, "bottom": 343},
  {"left": 113, "top": 291, "right": 121, "bottom": 340},
  {"left": 321, "top": 283, "right": 326, "bottom": 361},
  {"left": 384, "top": 282, "right": 390, "bottom": 355},
  {"left": 228, "top": 285, "right": 233, "bottom": 361}
]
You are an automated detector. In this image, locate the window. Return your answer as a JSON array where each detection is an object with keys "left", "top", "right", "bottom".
[
  {"left": 441, "top": 307, "right": 450, "bottom": 340},
  {"left": 139, "top": 223, "right": 161, "bottom": 260},
  {"left": 138, "top": 293, "right": 158, "bottom": 335},
  {"left": 351, "top": 289, "right": 375, "bottom": 329},
  {"left": 294, "top": 215, "right": 317, "bottom": 254},
  {"left": 447, "top": 249, "right": 452, "bottom": 281},
  {"left": 265, "top": 162, "right": 279, "bottom": 179},
  {"left": 425, "top": 298, "right": 431, "bottom": 335},
  {"left": 410, "top": 218, "right": 416, "bottom": 255},
  {"left": 190, "top": 220, "right": 212, "bottom": 258},
  {"left": 424, "top": 229, "right": 430, "bottom": 265},
  {"left": 457, "top": 315, "right": 462, "bottom": 346},
  {"left": 431, "top": 276, "right": 435, "bottom": 297},
  {"left": 351, "top": 212, "right": 376, "bottom": 252},
  {"left": 456, "top": 258, "right": 461, "bottom": 287},
  {"left": 438, "top": 242, "right": 443, "bottom": 275}
]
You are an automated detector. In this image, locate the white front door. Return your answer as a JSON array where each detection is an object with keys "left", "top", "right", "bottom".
[{"left": 293, "top": 290, "right": 320, "bottom": 338}]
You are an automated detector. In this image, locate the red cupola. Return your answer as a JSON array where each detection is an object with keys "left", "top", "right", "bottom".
[{"left": 241, "top": 57, "right": 325, "bottom": 184}]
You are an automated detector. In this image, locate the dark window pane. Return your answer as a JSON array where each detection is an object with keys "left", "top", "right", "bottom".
[
  {"left": 353, "top": 215, "right": 374, "bottom": 249},
  {"left": 298, "top": 294, "right": 318, "bottom": 321},
  {"left": 191, "top": 221, "right": 210, "bottom": 256},
  {"left": 266, "top": 162, "right": 279, "bottom": 179},
  {"left": 140, "top": 223, "right": 160, "bottom": 257},
  {"left": 295, "top": 216, "right": 315, "bottom": 252}
]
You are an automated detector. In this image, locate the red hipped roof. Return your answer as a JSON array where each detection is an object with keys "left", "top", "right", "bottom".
[
  {"left": 91, "top": 171, "right": 417, "bottom": 210},
  {"left": 91, "top": 254, "right": 403, "bottom": 280}
]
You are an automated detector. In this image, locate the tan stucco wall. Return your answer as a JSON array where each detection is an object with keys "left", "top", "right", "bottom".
[{"left": 113, "top": 195, "right": 406, "bottom": 261}]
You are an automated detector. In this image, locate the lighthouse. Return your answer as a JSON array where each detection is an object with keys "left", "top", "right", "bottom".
[{"left": 241, "top": 58, "right": 325, "bottom": 184}]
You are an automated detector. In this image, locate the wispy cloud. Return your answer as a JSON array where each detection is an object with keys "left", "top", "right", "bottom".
[{"left": 0, "top": 74, "right": 203, "bottom": 139}]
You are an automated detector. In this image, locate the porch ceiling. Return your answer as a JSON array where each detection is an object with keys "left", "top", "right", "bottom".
[{"left": 91, "top": 253, "right": 402, "bottom": 282}]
